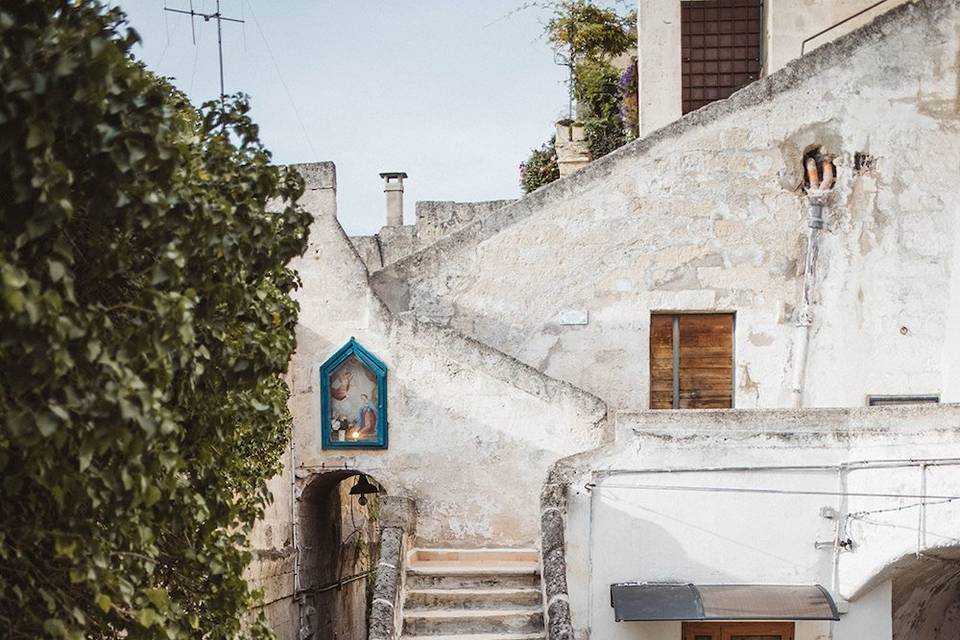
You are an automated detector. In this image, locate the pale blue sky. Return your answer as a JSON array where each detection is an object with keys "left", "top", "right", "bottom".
[{"left": 116, "top": 1, "right": 579, "bottom": 235}]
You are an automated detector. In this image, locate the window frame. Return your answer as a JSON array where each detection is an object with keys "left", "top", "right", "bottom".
[{"left": 866, "top": 394, "right": 940, "bottom": 407}]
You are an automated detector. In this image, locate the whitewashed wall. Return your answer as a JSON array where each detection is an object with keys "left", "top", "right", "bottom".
[{"left": 562, "top": 405, "right": 960, "bottom": 640}]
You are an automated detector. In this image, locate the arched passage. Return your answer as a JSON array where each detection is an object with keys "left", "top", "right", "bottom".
[
  {"left": 889, "top": 547, "right": 960, "bottom": 640},
  {"left": 298, "top": 470, "right": 384, "bottom": 640}
]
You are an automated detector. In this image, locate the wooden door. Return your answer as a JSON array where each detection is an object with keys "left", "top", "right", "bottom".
[
  {"left": 650, "top": 313, "right": 735, "bottom": 409},
  {"left": 683, "top": 622, "right": 721, "bottom": 640},
  {"left": 683, "top": 622, "right": 794, "bottom": 640}
]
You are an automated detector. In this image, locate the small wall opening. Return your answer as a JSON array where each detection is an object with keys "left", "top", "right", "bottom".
[
  {"left": 802, "top": 147, "right": 834, "bottom": 190},
  {"left": 299, "top": 470, "right": 383, "bottom": 640}
]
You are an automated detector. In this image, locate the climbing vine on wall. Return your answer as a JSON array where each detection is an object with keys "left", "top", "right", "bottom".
[{"left": 0, "top": 1, "right": 311, "bottom": 638}]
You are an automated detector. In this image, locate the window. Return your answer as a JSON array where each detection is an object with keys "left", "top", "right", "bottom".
[
  {"left": 681, "top": 0, "right": 763, "bottom": 114},
  {"left": 682, "top": 622, "right": 795, "bottom": 640},
  {"left": 650, "top": 313, "right": 735, "bottom": 409},
  {"left": 867, "top": 394, "right": 940, "bottom": 407}
]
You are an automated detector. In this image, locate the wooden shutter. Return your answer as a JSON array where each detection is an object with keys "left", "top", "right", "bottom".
[
  {"left": 678, "top": 314, "right": 734, "bottom": 409},
  {"left": 681, "top": 0, "right": 763, "bottom": 114},
  {"left": 649, "top": 314, "right": 676, "bottom": 409},
  {"left": 650, "top": 313, "right": 734, "bottom": 409}
]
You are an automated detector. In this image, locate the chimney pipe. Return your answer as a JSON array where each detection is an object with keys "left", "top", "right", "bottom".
[{"left": 379, "top": 172, "right": 407, "bottom": 227}]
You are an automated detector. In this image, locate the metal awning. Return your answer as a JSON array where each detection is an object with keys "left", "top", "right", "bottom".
[{"left": 611, "top": 583, "right": 840, "bottom": 622}]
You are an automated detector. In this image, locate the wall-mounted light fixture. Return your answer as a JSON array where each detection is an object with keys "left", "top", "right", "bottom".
[{"left": 349, "top": 474, "right": 380, "bottom": 506}]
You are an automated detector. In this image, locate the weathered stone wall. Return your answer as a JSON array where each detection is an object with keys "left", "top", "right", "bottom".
[
  {"left": 249, "top": 163, "right": 608, "bottom": 640},
  {"left": 560, "top": 403, "right": 960, "bottom": 640},
  {"left": 350, "top": 199, "right": 514, "bottom": 272},
  {"left": 372, "top": 0, "right": 960, "bottom": 411}
]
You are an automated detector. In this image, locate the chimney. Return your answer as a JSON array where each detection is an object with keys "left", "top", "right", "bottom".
[{"left": 379, "top": 172, "right": 408, "bottom": 227}]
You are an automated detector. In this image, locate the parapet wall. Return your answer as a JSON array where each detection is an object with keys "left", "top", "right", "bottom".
[{"left": 350, "top": 199, "right": 514, "bottom": 272}]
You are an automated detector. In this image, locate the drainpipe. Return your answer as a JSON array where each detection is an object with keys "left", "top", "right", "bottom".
[
  {"left": 291, "top": 428, "right": 305, "bottom": 638},
  {"left": 791, "top": 157, "right": 834, "bottom": 408}
]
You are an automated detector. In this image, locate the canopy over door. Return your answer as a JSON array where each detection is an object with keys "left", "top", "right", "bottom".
[{"left": 611, "top": 584, "right": 839, "bottom": 622}]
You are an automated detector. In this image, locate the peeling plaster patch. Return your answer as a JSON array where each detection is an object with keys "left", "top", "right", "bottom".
[
  {"left": 652, "top": 266, "right": 701, "bottom": 290},
  {"left": 737, "top": 364, "right": 761, "bottom": 406},
  {"left": 748, "top": 331, "right": 775, "bottom": 346},
  {"left": 859, "top": 226, "right": 875, "bottom": 255}
]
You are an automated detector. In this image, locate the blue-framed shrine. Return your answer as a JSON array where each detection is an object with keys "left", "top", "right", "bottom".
[{"left": 319, "top": 338, "right": 388, "bottom": 449}]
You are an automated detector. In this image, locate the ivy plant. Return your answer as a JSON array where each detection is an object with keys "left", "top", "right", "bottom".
[{"left": 0, "top": 1, "right": 310, "bottom": 638}]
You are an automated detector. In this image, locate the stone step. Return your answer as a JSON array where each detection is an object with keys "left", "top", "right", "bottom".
[
  {"left": 402, "top": 608, "right": 544, "bottom": 637},
  {"left": 408, "top": 548, "right": 540, "bottom": 565},
  {"left": 405, "top": 587, "right": 542, "bottom": 610},
  {"left": 401, "top": 634, "right": 543, "bottom": 640},
  {"left": 405, "top": 568, "right": 541, "bottom": 591},
  {"left": 405, "top": 548, "right": 541, "bottom": 591}
]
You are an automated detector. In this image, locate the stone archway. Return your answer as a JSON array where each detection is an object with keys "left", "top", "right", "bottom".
[
  {"left": 868, "top": 545, "right": 960, "bottom": 640},
  {"left": 889, "top": 547, "right": 960, "bottom": 640},
  {"left": 298, "top": 470, "right": 384, "bottom": 640}
]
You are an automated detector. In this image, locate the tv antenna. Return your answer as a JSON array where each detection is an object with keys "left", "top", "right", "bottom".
[{"left": 164, "top": 1, "right": 245, "bottom": 105}]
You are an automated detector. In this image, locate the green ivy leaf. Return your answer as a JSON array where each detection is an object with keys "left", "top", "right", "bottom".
[{"left": 95, "top": 593, "right": 112, "bottom": 613}]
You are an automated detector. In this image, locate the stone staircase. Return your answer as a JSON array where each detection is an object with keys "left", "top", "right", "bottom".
[{"left": 401, "top": 549, "right": 544, "bottom": 640}]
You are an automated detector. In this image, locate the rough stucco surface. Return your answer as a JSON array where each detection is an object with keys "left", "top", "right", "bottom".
[
  {"left": 248, "top": 164, "right": 608, "bottom": 640},
  {"left": 372, "top": 0, "right": 960, "bottom": 411}
]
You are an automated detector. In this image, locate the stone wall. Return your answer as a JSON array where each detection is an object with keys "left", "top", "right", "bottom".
[
  {"left": 248, "top": 164, "right": 608, "bottom": 639},
  {"left": 372, "top": 0, "right": 960, "bottom": 411},
  {"left": 350, "top": 199, "right": 514, "bottom": 272}
]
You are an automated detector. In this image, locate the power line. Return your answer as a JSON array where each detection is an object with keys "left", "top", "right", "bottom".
[
  {"left": 593, "top": 482, "right": 960, "bottom": 502},
  {"left": 242, "top": 0, "right": 319, "bottom": 161}
]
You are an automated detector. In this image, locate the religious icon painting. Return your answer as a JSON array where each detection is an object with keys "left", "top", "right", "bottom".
[{"left": 320, "top": 338, "right": 388, "bottom": 449}]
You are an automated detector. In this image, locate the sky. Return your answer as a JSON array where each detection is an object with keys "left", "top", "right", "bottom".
[{"left": 114, "top": 1, "right": 576, "bottom": 236}]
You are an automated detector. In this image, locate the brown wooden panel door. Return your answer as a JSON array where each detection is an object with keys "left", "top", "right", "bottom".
[
  {"left": 683, "top": 622, "right": 794, "bottom": 640},
  {"left": 683, "top": 622, "right": 721, "bottom": 640},
  {"left": 681, "top": 0, "right": 763, "bottom": 114},
  {"left": 678, "top": 314, "right": 734, "bottom": 409}
]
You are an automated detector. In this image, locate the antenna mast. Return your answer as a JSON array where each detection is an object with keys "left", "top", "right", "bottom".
[{"left": 164, "top": 1, "right": 245, "bottom": 105}]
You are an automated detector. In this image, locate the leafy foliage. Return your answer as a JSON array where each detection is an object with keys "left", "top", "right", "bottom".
[
  {"left": 617, "top": 61, "right": 639, "bottom": 138},
  {"left": 519, "top": 138, "right": 560, "bottom": 194},
  {"left": 572, "top": 57, "right": 628, "bottom": 158},
  {"left": 519, "top": 1, "right": 637, "bottom": 188},
  {"left": 545, "top": 0, "right": 635, "bottom": 69},
  {"left": 0, "top": 1, "right": 310, "bottom": 638}
]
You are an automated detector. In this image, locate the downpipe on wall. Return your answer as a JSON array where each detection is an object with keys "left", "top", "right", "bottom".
[
  {"left": 290, "top": 428, "right": 307, "bottom": 639},
  {"left": 791, "top": 157, "right": 834, "bottom": 408}
]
